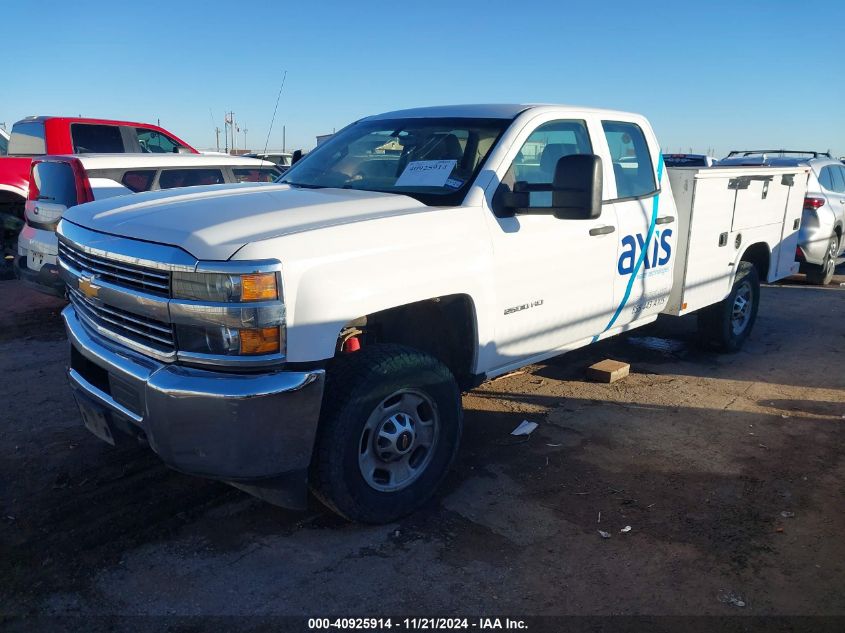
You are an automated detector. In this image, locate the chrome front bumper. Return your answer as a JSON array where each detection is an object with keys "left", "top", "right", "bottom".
[{"left": 64, "top": 305, "right": 325, "bottom": 501}]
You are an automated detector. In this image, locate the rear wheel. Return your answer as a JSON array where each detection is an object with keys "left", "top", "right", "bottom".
[
  {"left": 698, "top": 261, "right": 760, "bottom": 352},
  {"left": 805, "top": 234, "right": 839, "bottom": 286},
  {"left": 310, "top": 344, "right": 462, "bottom": 523}
]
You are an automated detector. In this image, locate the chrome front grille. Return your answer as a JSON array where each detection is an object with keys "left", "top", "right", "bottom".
[
  {"left": 68, "top": 287, "right": 176, "bottom": 355},
  {"left": 58, "top": 240, "right": 170, "bottom": 296}
]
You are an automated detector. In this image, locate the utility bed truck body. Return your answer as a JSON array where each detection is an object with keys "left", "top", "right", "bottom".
[{"left": 55, "top": 104, "right": 808, "bottom": 522}]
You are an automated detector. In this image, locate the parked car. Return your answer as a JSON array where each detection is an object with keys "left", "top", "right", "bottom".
[
  {"left": 15, "top": 153, "right": 279, "bottom": 296},
  {"left": 0, "top": 127, "right": 9, "bottom": 155},
  {"left": 0, "top": 116, "right": 197, "bottom": 223},
  {"left": 243, "top": 152, "right": 292, "bottom": 170},
  {"left": 663, "top": 153, "right": 717, "bottom": 167},
  {"left": 56, "top": 103, "right": 807, "bottom": 523},
  {"left": 719, "top": 150, "right": 844, "bottom": 284}
]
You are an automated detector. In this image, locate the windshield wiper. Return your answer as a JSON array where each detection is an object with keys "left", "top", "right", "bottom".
[{"left": 284, "top": 182, "right": 327, "bottom": 189}]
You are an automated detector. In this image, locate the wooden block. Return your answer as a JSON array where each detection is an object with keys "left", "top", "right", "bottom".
[{"left": 586, "top": 359, "right": 630, "bottom": 383}]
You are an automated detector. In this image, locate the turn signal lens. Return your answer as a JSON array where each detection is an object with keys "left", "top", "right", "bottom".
[
  {"left": 241, "top": 273, "right": 278, "bottom": 301},
  {"left": 239, "top": 327, "right": 280, "bottom": 354}
]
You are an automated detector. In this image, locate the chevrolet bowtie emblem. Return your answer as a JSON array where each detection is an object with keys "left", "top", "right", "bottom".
[{"left": 78, "top": 276, "right": 100, "bottom": 299}]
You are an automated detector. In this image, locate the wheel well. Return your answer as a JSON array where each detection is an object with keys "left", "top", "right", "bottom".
[
  {"left": 740, "top": 242, "right": 770, "bottom": 281},
  {"left": 0, "top": 190, "right": 25, "bottom": 220},
  {"left": 338, "top": 294, "right": 477, "bottom": 390}
]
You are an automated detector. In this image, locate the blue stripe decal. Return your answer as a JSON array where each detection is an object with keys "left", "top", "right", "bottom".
[{"left": 592, "top": 154, "right": 664, "bottom": 343}]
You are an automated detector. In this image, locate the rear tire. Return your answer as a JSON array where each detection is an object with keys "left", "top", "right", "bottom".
[
  {"left": 310, "top": 344, "right": 462, "bottom": 523},
  {"left": 805, "top": 234, "right": 839, "bottom": 286},
  {"left": 698, "top": 261, "right": 760, "bottom": 352}
]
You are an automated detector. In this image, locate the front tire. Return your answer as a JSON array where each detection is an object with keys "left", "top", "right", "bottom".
[
  {"left": 310, "top": 344, "right": 462, "bottom": 523},
  {"left": 698, "top": 261, "right": 760, "bottom": 352},
  {"left": 805, "top": 234, "right": 839, "bottom": 286}
]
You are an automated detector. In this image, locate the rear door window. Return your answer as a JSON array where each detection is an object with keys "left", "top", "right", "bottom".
[
  {"left": 602, "top": 121, "right": 657, "bottom": 199},
  {"left": 232, "top": 167, "right": 282, "bottom": 182},
  {"left": 31, "top": 161, "right": 79, "bottom": 207},
  {"left": 71, "top": 124, "right": 125, "bottom": 153},
  {"left": 9, "top": 121, "right": 47, "bottom": 155},
  {"left": 121, "top": 170, "right": 157, "bottom": 192},
  {"left": 818, "top": 166, "right": 835, "bottom": 191},
  {"left": 136, "top": 128, "right": 181, "bottom": 153},
  {"left": 158, "top": 169, "right": 225, "bottom": 189},
  {"left": 829, "top": 165, "right": 845, "bottom": 193}
]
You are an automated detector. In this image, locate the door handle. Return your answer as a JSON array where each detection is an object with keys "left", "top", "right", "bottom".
[
  {"left": 656, "top": 216, "right": 675, "bottom": 225},
  {"left": 589, "top": 225, "right": 615, "bottom": 236}
]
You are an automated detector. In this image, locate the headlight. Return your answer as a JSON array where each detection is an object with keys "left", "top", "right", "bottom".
[
  {"left": 172, "top": 272, "right": 278, "bottom": 302},
  {"left": 171, "top": 264, "right": 285, "bottom": 363},
  {"left": 175, "top": 324, "right": 284, "bottom": 356}
]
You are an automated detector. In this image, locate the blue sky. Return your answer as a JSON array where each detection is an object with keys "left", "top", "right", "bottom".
[{"left": 4, "top": 0, "right": 844, "bottom": 156}]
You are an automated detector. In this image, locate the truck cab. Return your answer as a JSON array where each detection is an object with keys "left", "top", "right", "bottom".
[{"left": 55, "top": 104, "right": 807, "bottom": 523}]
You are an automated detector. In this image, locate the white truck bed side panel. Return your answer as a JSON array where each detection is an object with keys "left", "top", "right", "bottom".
[{"left": 664, "top": 167, "right": 808, "bottom": 316}]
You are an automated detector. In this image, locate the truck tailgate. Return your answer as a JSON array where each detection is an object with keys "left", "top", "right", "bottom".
[{"left": 664, "top": 166, "right": 809, "bottom": 316}]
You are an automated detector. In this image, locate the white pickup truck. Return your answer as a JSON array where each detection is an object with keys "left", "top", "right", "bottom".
[{"left": 56, "top": 104, "right": 808, "bottom": 523}]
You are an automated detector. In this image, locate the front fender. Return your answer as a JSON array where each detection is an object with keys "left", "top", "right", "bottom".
[{"left": 233, "top": 206, "right": 496, "bottom": 366}]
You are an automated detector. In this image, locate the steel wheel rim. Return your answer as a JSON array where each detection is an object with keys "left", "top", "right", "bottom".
[
  {"left": 731, "top": 280, "right": 753, "bottom": 335},
  {"left": 358, "top": 389, "right": 439, "bottom": 493}
]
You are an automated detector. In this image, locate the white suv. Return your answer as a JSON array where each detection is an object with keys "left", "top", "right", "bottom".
[{"left": 720, "top": 151, "right": 844, "bottom": 284}]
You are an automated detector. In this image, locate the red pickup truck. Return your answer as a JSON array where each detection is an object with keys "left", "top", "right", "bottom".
[{"left": 0, "top": 116, "right": 196, "bottom": 220}]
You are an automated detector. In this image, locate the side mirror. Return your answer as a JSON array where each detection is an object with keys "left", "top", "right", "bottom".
[
  {"left": 493, "top": 153, "right": 603, "bottom": 219},
  {"left": 175, "top": 147, "right": 193, "bottom": 154},
  {"left": 292, "top": 149, "right": 304, "bottom": 165},
  {"left": 551, "top": 154, "right": 603, "bottom": 220}
]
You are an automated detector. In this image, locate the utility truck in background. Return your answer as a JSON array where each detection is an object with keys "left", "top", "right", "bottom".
[{"left": 55, "top": 104, "right": 808, "bottom": 523}]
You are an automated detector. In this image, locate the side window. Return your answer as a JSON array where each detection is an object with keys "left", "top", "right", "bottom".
[
  {"left": 158, "top": 169, "right": 225, "bottom": 189},
  {"left": 506, "top": 119, "right": 592, "bottom": 207},
  {"left": 602, "top": 121, "right": 656, "bottom": 199},
  {"left": 818, "top": 166, "right": 835, "bottom": 191},
  {"left": 9, "top": 121, "right": 46, "bottom": 155},
  {"left": 829, "top": 166, "right": 845, "bottom": 193},
  {"left": 233, "top": 167, "right": 282, "bottom": 183},
  {"left": 136, "top": 128, "right": 181, "bottom": 153},
  {"left": 121, "top": 170, "right": 157, "bottom": 192},
  {"left": 71, "top": 124, "right": 125, "bottom": 153},
  {"left": 0, "top": 133, "right": 8, "bottom": 155}
]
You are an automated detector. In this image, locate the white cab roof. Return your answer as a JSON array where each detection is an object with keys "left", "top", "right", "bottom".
[{"left": 365, "top": 103, "right": 640, "bottom": 121}]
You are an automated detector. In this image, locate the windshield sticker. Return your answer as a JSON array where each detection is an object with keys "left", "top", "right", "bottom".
[
  {"left": 444, "top": 177, "right": 464, "bottom": 189},
  {"left": 395, "top": 160, "right": 457, "bottom": 187}
]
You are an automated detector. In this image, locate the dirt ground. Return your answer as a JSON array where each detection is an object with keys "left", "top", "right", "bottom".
[{"left": 1, "top": 268, "right": 844, "bottom": 627}]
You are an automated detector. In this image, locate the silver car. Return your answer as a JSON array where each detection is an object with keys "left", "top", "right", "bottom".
[{"left": 720, "top": 151, "right": 844, "bottom": 284}]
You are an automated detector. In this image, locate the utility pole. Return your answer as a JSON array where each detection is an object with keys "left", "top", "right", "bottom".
[
  {"left": 243, "top": 128, "right": 248, "bottom": 152},
  {"left": 282, "top": 125, "right": 286, "bottom": 153},
  {"left": 215, "top": 127, "right": 221, "bottom": 152},
  {"left": 224, "top": 112, "right": 230, "bottom": 154}
]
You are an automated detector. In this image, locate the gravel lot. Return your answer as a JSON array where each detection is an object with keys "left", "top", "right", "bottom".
[{"left": 1, "top": 269, "right": 843, "bottom": 627}]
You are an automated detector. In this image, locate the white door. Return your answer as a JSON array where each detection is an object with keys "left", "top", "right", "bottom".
[
  {"left": 482, "top": 118, "right": 618, "bottom": 372},
  {"left": 598, "top": 120, "right": 675, "bottom": 334}
]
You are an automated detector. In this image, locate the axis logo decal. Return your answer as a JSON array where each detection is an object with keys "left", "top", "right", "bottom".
[{"left": 618, "top": 229, "right": 673, "bottom": 275}]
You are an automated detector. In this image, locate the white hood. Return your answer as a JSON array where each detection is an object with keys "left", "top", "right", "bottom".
[{"left": 63, "top": 183, "right": 429, "bottom": 260}]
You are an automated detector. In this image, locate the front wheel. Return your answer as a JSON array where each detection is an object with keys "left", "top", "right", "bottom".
[
  {"left": 310, "top": 344, "right": 462, "bottom": 523},
  {"left": 805, "top": 234, "right": 839, "bottom": 286},
  {"left": 698, "top": 261, "right": 760, "bottom": 352}
]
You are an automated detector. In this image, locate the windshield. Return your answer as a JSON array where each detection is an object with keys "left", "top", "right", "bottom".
[{"left": 280, "top": 117, "right": 510, "bottom": 205}]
